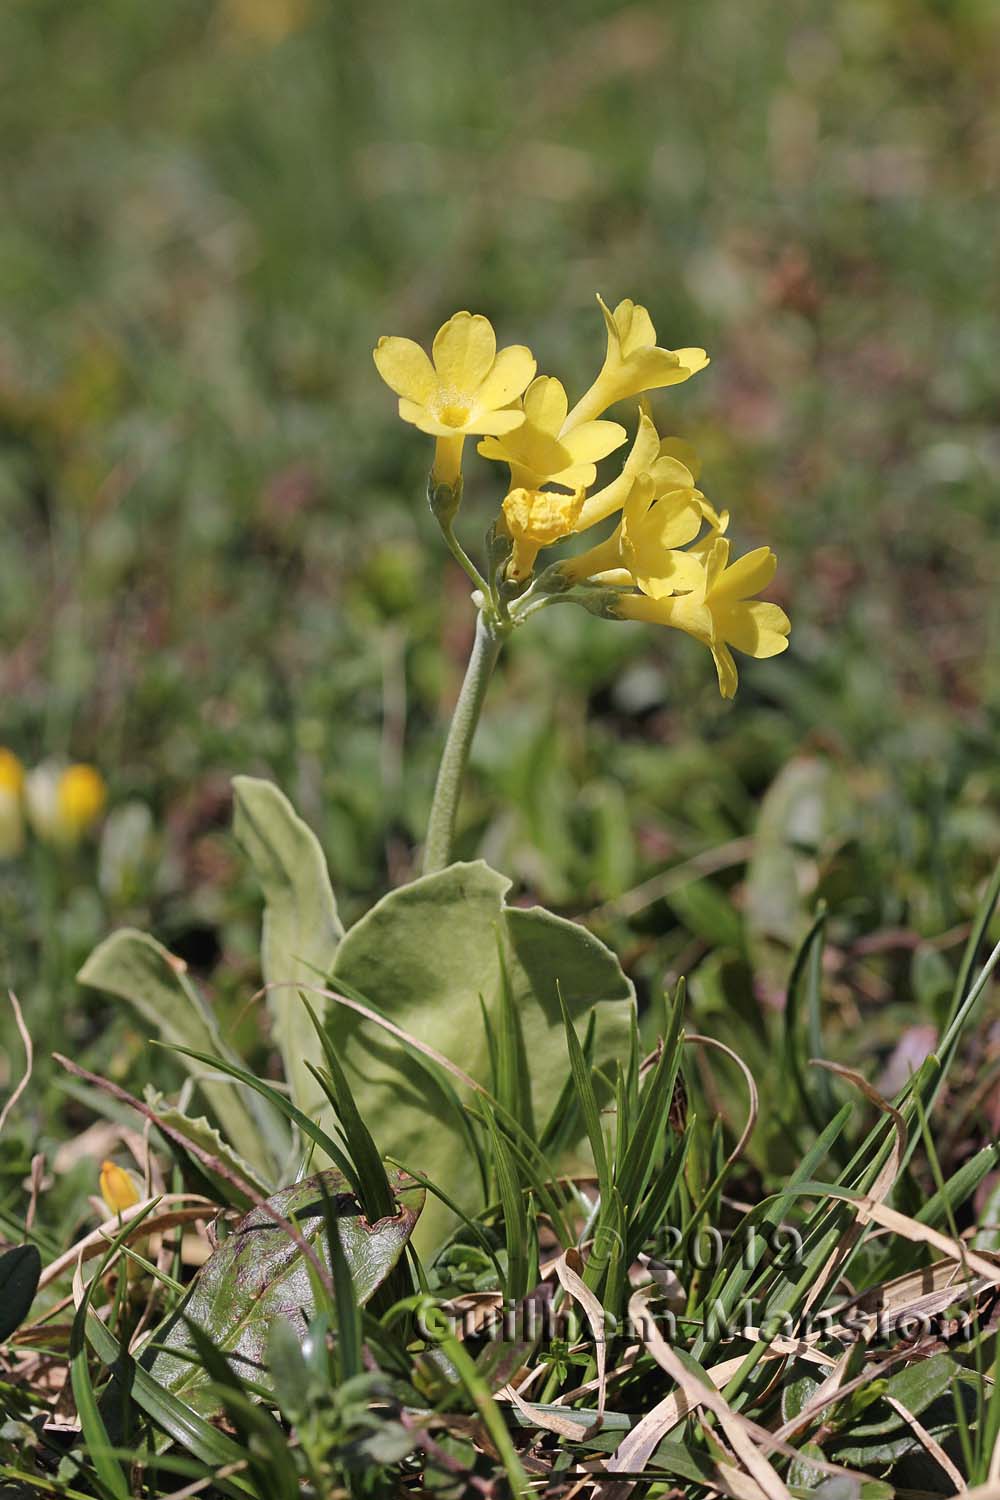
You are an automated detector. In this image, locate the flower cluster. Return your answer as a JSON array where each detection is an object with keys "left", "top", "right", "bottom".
[
  {"left": 0, "top": 749, "right": 107, "bottom": 859},
  {"left": 374, "top": 296, "right": 789, "bottom": 697}
]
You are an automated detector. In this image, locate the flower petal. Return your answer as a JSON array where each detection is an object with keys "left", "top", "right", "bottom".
[
  {"left": 626, "top": 411, "right": 663, "bottom": 476},
  {"left": 673, "top": 347, "right": 710, "bottom": 375},
  {"left": 522, "top": 375, "right": 568, "bottom": 434},
  {"left": 622, "top": 473, "right": 656, "bottom": 532},
  {"left": 650, "top": 453, "right": 695, "bottom": 492},
  {"left": 475, "top": 343, "right": 537, "bottom": 410},
  {"left": 722, "top": 600, "right": 791, "bottom": 658},
  {"left": 710, "top": 642, "right": 739, "bottom": 699},
  {"left": 634, "top": 549, "right": 706, "bottom": 599},
  {"left": 658, "top": 435, "right": 702, "bottom": 480},
  {"left": 703, "top": 535, "right": 731, "bottom": 592},
  {"left": 597, "top": 293, "right": 621, "bottom": 356},
  {"left": 563, "top": 418, "right": 627, "bottom": 465},
  {"left": 549, "top": 460, "right": 599, "bottom": 490},
  {"left": 616, "top": 299, "right": 657, "bottom": 358},
  {"left": 646, "top": 492, "right": 703, "bottom": 550},
  {"left": 617, "top": 348, "right": 684, "bottom": 399},
  {"left": 469, "top": 408, "right": 527, "bottom": 436},
  {"left": 373, "top": 337, "right": 438, "bottom": 402},
  {"left": 432, "top": 312, "right": 497, "bottom": 393},
  {"left": 711, "top": 546, "right": 777, "bottom": 604}
]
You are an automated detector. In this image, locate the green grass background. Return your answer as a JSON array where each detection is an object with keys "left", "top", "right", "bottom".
[{"left": 1, "top": 0, "right": 998, "bottom": 1163}]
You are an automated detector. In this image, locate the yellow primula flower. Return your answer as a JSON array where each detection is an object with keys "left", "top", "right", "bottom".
[
  {"left": 100, "top": 1159, "right": 141, "bottom": 1215},
  {"left": 374, "top": 312, "right": 536, "bottom": 487},
  {"left": 507, "top": 411, "right": 729, "bottom": 589},
  {"left": 0, "top": 749, "right": 25, "bottom": 859},
  {"left": 562, "top": 295, "right": 709, "bottom": 431},
  {"left": 575, "top": 409, "right": 725, "bottom": 532},
  {"left": 477, "top": 375, "right": 625, "bottom": 491},
  {"left": 617, "top": 536, "right": 791, "bottom": 699},
  {"left": 502, "top": 486, "right": 585, "bottom": 582},
  {"left": 27, "top": 761, "right": 107, "bottom": 846},
  {"left": 561, "top": 475, "right": 706, "bottom": 597}
]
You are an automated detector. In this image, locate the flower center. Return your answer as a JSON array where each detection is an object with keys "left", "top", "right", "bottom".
[{"left": 434, "top": 389, "right": 471, "bottom": 428}]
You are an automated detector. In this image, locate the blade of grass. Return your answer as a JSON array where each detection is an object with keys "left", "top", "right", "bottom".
[
  {"left": 430, "top": 1325, "right": 529, "bottom": 1498},
  {"left": 484, "top": 1102, "right": 531, "bottom": 1301},
  {"left": 558, "top": 984, "right": 610, "bottom": 1202},
  {"left": 781, "top": 907, "right": 828, "bottom": 1137},
  {"left": 537, "top": 1009, "right": 597, "bottom": 1156},
  {"left": 319, "top": 1175, "right": 362, "bottom": 1382},
  {"left": 69, "top": 1275, "right": 132, "bottom": 1500},
  {"left": 301, "top": 994, "right": 397, "bottom": 1221}
]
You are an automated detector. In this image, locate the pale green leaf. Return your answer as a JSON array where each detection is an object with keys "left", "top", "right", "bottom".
[
  {"left": 78, "top": 929, "right": 279, "bottom": 1178},
  {"left": 329, "top": 860, "right": 633, "bottom": 1251},
  {"left": 232, "top": 775, "right": 344, "bottom": 1124}
]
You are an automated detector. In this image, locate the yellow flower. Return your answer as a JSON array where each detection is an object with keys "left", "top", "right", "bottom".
[
  {"left": 0, "top": 749, "right": 25, "bottom": 859},
  {"left": 618, "top": 536, "right": 790, "bottom": 698},
  {"left": 374, "top": 312, "right": 536, "bottom": 486},
  {"left": 27, "top": 761, "right": 107, "bottom": 846},
  {"left": 574, "top": 409, "right": 724, "bottom": 532},
  {"left": 563, "top": 295, "right": 709, "bottom": 431},
  {"left": 562, "top": 475, "right": 706, "bottom": 596},
  {"left": 100, "top": 1159, "right": 141, "bottom": 1215},
  {"left": 58, "top": 765, "right": 107, "bottom": 840},
  {"left": 502, "top": 486, "right": 585, "bottom": 582},
  {"left": 477, "top": 375, "right": 625, "bottom": 491}
]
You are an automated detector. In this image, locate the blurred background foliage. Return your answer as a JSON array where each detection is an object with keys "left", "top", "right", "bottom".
[{"left": 1, "top": 0, "right": 998, "bottom": 1192}]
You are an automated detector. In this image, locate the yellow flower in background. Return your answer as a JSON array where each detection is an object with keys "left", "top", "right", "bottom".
[
  {"left": 617, "top": 536, "right": 791, "bottom": 698},
  {"left": 374, "top": 312, "right": 536, "bottom": 487},
  {"left": 100, "top": 1159, "right": 141, "bottom": 1215},
  {"left": 562, "top": 295, "right": 709, "bottom": 431},
  {"left": 477, "top": 375, "right": 625, "bottom": 491},
  {"left": 26, "top": 761, "right": 107, "bottom": 846},
  {"left": 0, "top": 749, "right": 25, "bottom": 859},
  {"left": 59, "top": 765, "right": 107, "bottom": 839},
  {"left": 502, "top": 486, "right": 585, "bottom": 582},
  {"left": 219, "top": 0, "right": 312, "bottom": 44}
]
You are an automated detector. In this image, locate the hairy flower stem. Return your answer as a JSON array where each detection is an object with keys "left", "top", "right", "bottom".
[{"left": 424, "top": 610, "right": 503, "bottom": 874}]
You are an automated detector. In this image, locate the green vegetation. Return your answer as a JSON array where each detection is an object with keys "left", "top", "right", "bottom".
[{"left": 1, "top": 0, "right": 999, "bottom": 1494}]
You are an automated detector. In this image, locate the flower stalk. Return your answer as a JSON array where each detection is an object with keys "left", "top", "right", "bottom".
[{"left": 423, "top": 609, "right": 504, "bottom": 874}]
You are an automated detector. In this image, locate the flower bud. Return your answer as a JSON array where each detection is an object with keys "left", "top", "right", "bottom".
[
  {"left": 427, "top": 471, "right": 463, "bottom": 527},
  {"left": 100, "top": 1159, "right": 141, "bottom": 1215}
]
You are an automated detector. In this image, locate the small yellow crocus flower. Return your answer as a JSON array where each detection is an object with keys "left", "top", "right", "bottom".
[
  {"left": 0, "top": 749, "right": 26, "bottom": 859},
  {"left": 561, "top": 295, "right": 709, "bottom": 432},
  {"left": 100, "top": 1159, "right": 141, "bottom": 1215},
  {"left": 502, "top": 486, "right": 585, "bottom": 582},
  {"left": 477, "top": 375, "right": 625, "bottom": 492},
  {"left": 58, "top": 765, "right": 107, "bottom": 841},
  {"left": 374, "top": 312, "right": 536, "bottom": 487},
  {"left": 26, "top": 761, "right": 107, "bottom": 846},
  {"left": 617, "top": 536, "right": 791, "bottom": 699}
]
